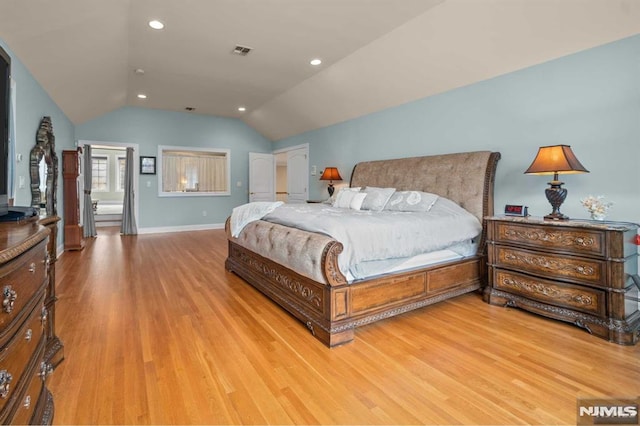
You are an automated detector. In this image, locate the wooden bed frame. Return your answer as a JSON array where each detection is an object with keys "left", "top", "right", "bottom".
[{"left": 225, "top": 151, "right": 501, "bottom": 347}]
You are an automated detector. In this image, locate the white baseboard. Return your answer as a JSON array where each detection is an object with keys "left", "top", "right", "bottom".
[{"left": 137, "top": 223, "right": 225, "bottom": 235}]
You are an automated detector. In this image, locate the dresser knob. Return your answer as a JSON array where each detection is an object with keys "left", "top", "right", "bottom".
[
  {"left": 2, "top": 286, "right": 16, "bottom": 314},
  {"left": 40, "top": 307, "right": 48, "bottom": 325},
  {"left": 38, "top": 362, "right": 53, "bottom": 381},
  {"left": 25, "top": 328, "right": 32, "bottom": 342},
  {"left": 0, "top": 370, "right": 12, "bottom": 398},
  {"left": 28, "top": 262, "right": 36, "bottom": 273},
  {"left": 23, "top": 395, "right": 31, "bottom": 409}
]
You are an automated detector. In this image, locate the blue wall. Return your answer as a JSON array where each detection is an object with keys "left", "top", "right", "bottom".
[
  {"left": 76, "top": 107, "right": 271, "bottom": 228},
  {"left": 1, "top": 38, "right": 76, "bottom": 248},
  {"left": 275, "top": 35, "right": 640, "bottom": 224},
  {"left": 5, "top": 32, "right": 639, "bottom": 232}
]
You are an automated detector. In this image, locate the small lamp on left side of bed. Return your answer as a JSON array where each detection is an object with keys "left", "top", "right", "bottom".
[{"left": 320, "top": 167, "right": 342, "bottom": 197}]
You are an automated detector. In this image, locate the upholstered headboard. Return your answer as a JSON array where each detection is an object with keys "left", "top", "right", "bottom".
[{"left": 350, "top": 151, "right": 501, "bottom": 223}]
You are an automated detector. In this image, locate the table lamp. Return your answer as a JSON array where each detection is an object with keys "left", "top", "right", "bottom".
[
  {"left": 524, "top": 145, "right": 589, "bottom": 220},
  {"left": 320, "top": 167, "right": 342, "bottom": 197}
]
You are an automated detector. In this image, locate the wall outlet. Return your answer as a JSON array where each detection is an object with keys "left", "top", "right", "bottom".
[{"left": 202, "top": 210, "right": 207, "bottom": 217}]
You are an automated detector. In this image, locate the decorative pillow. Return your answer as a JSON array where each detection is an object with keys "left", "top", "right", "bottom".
[
  {"left": 349, "top": 192, "right": 367, "bottom": 210},
  {"left": 324, "top": 183, "right": 352, "bottom": 204},
  {"left": 360, "top": 187, "right": 396, "bottom": 211},
  {"left": 384, "top": 191, "right": 439, "bottom": 212},
  {"left": 332, "top": 187, "right": 362, "bottom": 208}
]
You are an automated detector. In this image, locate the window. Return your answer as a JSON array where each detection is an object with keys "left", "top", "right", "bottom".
[
  {"left": 158, "top": 146, "right": 230, "bottom": 197},
  {"left": 116, "top": 156, "right": 126, "bottom": 192},
  {"left": 91, "top": 156, "right": 109, "bottom": 192}
]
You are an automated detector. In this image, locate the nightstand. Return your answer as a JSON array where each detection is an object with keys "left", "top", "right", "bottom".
[{"left": 484, "top": 216, "right": 640, "bottom": 345}]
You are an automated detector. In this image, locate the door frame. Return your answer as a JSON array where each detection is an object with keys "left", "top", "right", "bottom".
[{"left": 77, "top": 139, "right": 140, "bottom": 229}]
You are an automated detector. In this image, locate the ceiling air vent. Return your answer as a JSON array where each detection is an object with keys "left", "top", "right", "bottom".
[{"left": 232, "top": 45, "right": 253, "bottom": 56}]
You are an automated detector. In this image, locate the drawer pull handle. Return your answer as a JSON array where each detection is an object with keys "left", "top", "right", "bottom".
[
  {"left": 23, "top": 395, "right": 31, "bottom": 409},
  {"left": 25, "top": 328, "right": 32, "bottom": 342},
  {"left": 28, "top": 262, "right": 36, "bottom": 273},
  {"left": 0, "top": 370, "right": 12, "bottom": 398},
  {"left": 2, "top": 286, "right": 16, "bottom": 314},
  {"left": 38, "top": 362, "right": 53, "bottom": 381},
  {"left": 41, "top": 306, "right": 48, "bottom": 324}
]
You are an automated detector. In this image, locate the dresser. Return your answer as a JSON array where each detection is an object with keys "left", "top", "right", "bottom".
[
  {"left": 484, "top": 216, "right": 640, "bottom": 345},
  {"left": 0, "top": 221, "right": 54, "bottom": 424}
]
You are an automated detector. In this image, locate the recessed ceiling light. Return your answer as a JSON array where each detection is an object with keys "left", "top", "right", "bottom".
[
  {"left": 238, "top": 106, "right": 246, "bottom": 112},
  {"left": 148, "top": 20, "right": 164, "bottom": 30},
  {"left": 310, "top": 58, "right": 322, "bottom": 66},
  {"left": 134, "top": 68, "right": 145, "bottom": 75},
  {"left": 137, "top": 94, "right": 147, "bottom": 99}
]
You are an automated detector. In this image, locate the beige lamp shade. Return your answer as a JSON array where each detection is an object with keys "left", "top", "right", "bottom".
[
  {"left": 320, "top": 167, "right": 343, "bottom": 181},
  {"left": 524, "top": 145, "right": 589, "bottom": 176}
]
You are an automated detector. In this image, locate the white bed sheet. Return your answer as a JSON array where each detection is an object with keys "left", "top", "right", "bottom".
[{"left": 344, "top": 248, "right": 464, "bottom": 282}]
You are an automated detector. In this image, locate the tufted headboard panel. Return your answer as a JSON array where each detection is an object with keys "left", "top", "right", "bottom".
[{"left": 350, "top": 151, "right": 501, "bottom": 223}]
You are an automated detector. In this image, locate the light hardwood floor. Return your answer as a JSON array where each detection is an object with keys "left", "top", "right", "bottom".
[{"left": 48, "top": 227, "right": 640, "bottom": 425}]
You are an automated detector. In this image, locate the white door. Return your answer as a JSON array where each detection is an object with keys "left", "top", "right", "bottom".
[
  {"left": 286, "top": 147, "right": 308, "bottom": 203},
  {"left": 249, "top": 152, "right": 275, "bottom": 202}
]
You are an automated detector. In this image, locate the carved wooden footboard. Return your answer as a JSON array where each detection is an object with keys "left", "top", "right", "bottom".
[{"left": 225, "top": 151, "right": 501, "bottom": 347}]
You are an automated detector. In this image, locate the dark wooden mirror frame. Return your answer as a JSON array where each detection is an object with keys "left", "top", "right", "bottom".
[{"left": 30, "top": 116, "right": 58, "bottom": 216}]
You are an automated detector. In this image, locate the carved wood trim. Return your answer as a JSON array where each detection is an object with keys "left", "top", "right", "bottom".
[{"left": 0, "top": 227, "right": 49, "bottom": 265}]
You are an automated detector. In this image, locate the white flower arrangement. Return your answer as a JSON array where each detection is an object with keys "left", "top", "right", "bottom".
[{"left": 580, "top": 195, "right": 613, "bottom": 220}]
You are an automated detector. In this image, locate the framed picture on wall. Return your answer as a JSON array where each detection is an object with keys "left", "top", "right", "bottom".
[{"left": 140, "top": 156, "right": 156, "bottom": 175}]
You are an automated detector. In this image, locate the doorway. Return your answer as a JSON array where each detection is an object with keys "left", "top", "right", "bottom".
[
  {"left": 249, "top": 144, "right": 309, "bottom": 203},
  {"left": 90, "top": 145, "right": 126, "bottom": 227},
  {"left": 274, "top": 144, "right": 309, "bottom": 204},
  {"left": 78, "top": 140, "right": 139, "bottom": 233}
]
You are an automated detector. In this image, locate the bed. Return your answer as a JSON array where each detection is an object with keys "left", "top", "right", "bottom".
[{"left": 225, "top": 150, "right": 501, "bottom": 347}]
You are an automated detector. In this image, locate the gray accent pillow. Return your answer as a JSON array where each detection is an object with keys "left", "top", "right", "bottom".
[
  {"left": 361, "top": 187, "right": 396, "bottom": 211},
  {"left": 384, "top": 191, "right": 439, "bottom": 212}
]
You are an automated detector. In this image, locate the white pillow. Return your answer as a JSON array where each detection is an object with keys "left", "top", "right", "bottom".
[
  {"left": 361, "top": 187, "right": 395, "bottom": 211},
  {"left": 331, "top": 187, "right": 361, "bottom": 208},
  {"left": 349, "top": 193, "right": 367, "bottom": 210},
  {"left": 385, "top": 191, "right": 439, "bottom": 212}
]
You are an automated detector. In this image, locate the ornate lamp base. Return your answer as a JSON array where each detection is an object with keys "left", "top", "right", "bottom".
[{"left": 544, "top": 181, "right": 569, "bottom": 221}]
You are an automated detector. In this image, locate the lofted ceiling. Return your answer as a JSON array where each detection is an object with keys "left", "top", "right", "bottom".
[{"left": 0, "top": 0, "right": 638, "bottom": 141}]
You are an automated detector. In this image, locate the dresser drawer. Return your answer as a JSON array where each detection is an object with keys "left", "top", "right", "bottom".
[
  {"left": 493, "top": 269, "right": 606, "bottom": 317},
  {"left": 0, "top": 240, "right": 48, "bottom": 337},
  {"left": 0, "top": 296, "right": 46, "bottom": 414},
  {"left": 496, "top": 222, "right": 606, "bottom": 257},
  {"left": 9, "top": 355, "right": 46, "bottom": 426},
  {"left": 494, "top": 246, "right": 606, "bottom": 287}
]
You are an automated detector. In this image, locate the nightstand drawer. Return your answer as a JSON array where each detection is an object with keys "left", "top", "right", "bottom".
[
  {"left": 496, "top": 222, "right": 605, "bottom": 257},
  {"left": 493, "top": 269, "right": 606, "bottom": 317},
  {"left": 494, "top": 246, "right": 606, "bottom": 287}
]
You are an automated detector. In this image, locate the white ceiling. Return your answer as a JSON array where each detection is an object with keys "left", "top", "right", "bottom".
[{"left": 0, "top": 0, "right": 638, "bottom": 141}]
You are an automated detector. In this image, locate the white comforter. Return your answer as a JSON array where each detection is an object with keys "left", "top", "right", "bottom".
[{"left": 262, "top": 197, "right": 482, "bottom": 280}]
